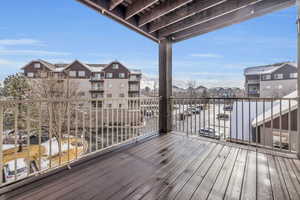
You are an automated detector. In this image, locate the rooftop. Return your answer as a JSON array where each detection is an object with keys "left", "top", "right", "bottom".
[
  {"left": 2, "top": 133, "right": 300, "bottom": 200},
  {"left": 244, "top": 62, "right": 296, "bottom": 76}
]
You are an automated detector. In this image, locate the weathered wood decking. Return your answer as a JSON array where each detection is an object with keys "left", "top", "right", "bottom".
[{"left": 2, "top": 133, "right": 300, "bottom": 200}]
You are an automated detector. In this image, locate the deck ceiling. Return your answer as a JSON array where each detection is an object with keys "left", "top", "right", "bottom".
[{"left": 76, "top": 0, "right": 296, "bottom": 43}]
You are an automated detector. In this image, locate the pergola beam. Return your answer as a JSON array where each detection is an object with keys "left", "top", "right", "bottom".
[
  {"left": 158, "top": 0, "right": 262, "bottom": 39},
  {"left": 76, "top": 0, "right": 159, "bottom": 42},
  {"left": 125, "top": 0, "right": 159, "bottom": 20},
  {"left": 138, "top": 0, "right": 193, "bottom": 27},
  {"left": 172, "top": 0, "right": 295, "bottom": 42},
  {"left": 148, "top": 0, "right": 227, "bottom": 33},
  {"left": 109, "top": 0, "right": 124, "bottom": 10}
]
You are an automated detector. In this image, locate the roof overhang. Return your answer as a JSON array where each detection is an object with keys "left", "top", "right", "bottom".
[{"left": 76, "top": 0, "right": 296, "bottom": 43}]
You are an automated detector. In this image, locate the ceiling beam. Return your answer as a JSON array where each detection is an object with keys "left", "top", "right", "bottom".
[
  {"left": 138, "top": 0, "right": 193, "bottom": 27},
  {"left": 158, "top": 0, "right": 263, "bottom": 39},
  {"left": 148, "top": 0, "right": 226, "bottom": 33},
  {"left": 76, "top": 0, "right": 159, "bottom": 42},
  {"left": 172, "top": 0, "right": 295, "bottom": 42},
  {"left": 125, "top": 0, "right": 159, "bottom": 20},
  {"left": 109, "top": 0, "right": 125, "bottom": 10}
]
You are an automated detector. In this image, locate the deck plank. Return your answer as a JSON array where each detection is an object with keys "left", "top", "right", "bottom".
[
  {"left": 207, "top": 148, "right": 240, "bottom": 200},
  {"left": 276, "top": 156, "right": 300, "bottom": 200},
  {"left": 173, "top": 145, "right": 224, "bottom": 200},
  {"left": 152, "top": 141, "right": 219, "bottom": 200},
  {"left": 256, "top": 152, "right": 272, "bottom": 200},
  {"left": 190, "top": 146, "right": 231, "bottom": 200},
  {"left": 9, "top": 135, "right": 179, "bottom": 200},
  {"left": 224, "top": 149, "right": 248, "bottom": 200},
  {"left": 2, "top": 134, "right": 300, "bottom": 200},
  {"left": 267, "top": 155, "right": 290, "bottom": 200},
  {"left": 78, "top": 136, "right": 200, "bottom": 200},
  {"left": 240, "top": 150, "right": 256, "bottom": 200}
]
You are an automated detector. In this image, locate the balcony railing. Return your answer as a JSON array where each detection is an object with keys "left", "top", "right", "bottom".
[
  {"left": 171, "top": 97, "right": 298, "bottom": 153},
  {"left": 0, "top": 97, "right": 159, "bottom": 186}
]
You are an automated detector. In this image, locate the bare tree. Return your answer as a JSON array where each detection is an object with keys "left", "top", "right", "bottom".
[{"left": 29, "top": 75, "right": 80, "bottom": 157}]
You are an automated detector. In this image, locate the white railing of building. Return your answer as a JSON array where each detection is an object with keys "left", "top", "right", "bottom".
[{"left": 0, "top": 97, "right": 159, "bottom": 186}]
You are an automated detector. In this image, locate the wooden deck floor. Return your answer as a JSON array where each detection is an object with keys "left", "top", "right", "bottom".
[{"left": 2, "top": 133, "right": 300, "bottom": 200}]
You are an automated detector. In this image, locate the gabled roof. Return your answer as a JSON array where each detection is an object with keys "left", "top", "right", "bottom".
[
  {"left": 252, "top": 90, "right": 297, "bottom": 127},
  {"left": 21, "top": 59, "right": 56, "bottom": 71},
  {"left": 244, "top": 62, "right": 296, "bottom": 76},
  {"left": 22, "top": 59, "right": 140, "bottom": 74}
]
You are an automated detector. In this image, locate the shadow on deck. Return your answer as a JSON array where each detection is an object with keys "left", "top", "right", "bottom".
[{"left": 1, "top": 133, "right": 300, "bottom": 200}]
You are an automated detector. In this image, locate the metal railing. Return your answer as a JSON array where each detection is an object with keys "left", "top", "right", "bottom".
[
  {"left": 171, "top": 97, "right": 298, "bottom": 153},
  {"left": 0, "top": 97, "right": 159, "bottom": 186}
]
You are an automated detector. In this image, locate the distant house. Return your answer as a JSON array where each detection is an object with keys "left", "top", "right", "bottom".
[{"left": 244, "top": 62, "right": 297, "bottom": 97}]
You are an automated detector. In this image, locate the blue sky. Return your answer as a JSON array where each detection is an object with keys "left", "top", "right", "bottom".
[{"left": 0, "top": 1, "right": 297, "bottom": 88}]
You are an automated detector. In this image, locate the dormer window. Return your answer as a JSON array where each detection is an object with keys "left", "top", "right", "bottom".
[
  {"left": 112, "top": 63, "right": 119, "bottom": 69},
  {"left": 78, "top": 71, "right": 85, "bottom": 77},
  {"left": 34, "top": 63, "right": 41, "bottom": 69},
  {"left": 69, "top": 71, "right": 76, "bottom": 77},
  {"left": 106, "top": 73, "right": 113, "bottom": 78}
]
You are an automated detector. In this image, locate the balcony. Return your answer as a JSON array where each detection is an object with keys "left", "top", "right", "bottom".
[
  {"left": 90, "top": 87, "right": 104, "bottom": 92},
  {"left": 1, "top": 97, "right": 300, "bottom": 200},
  {"left": 90, "top": 77, "right": 104, "bottom": 82}
]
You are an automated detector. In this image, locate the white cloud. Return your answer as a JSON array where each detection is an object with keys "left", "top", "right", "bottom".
[
  {"left": 190, "top": 53, "right": 223, "bottom": 58},
  {"left": 0, "top": 49, "right": 71, "bottom": 56},
  {"left": 0, "top": 39, "right": 43, "bottom": 46}
]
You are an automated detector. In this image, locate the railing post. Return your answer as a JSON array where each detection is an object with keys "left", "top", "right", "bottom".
[
  {"left": 297, "top": 0, "right": 300, "bottom": 158},
  {"left": 159, "top": 38, "right": 173, "bottom": 134}
]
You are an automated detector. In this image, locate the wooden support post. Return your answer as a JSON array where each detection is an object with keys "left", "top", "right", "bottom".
[
  {"left": 159, "top": 38, "right": 173, "bottom": 134},
  {"left": 297, "top": 0, "right": 300, "bottom": 158}
]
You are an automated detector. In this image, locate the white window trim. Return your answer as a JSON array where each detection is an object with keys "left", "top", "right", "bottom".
[
  {"left": 27, "top": 72, "right": 34, "bottom": 77},
  {"left": 69, "top": 71, "right": 76, "bottom": 77},
  {"left": 78, "top": 71, "right": 85, "bottom": 77},
  {"left": 34, "top": 63, "right": 41, "bottom": 68},
  {"left": 106, "top": 73, "right": 113, "bottom": 78},
  {"left": 274, "top": 74, "right": 283, "bottom": 80}
]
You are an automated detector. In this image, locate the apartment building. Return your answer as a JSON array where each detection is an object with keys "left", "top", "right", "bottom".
[
  {"left": 22, "top": 59, "right": 141, "bottom": 108},
  {"left": 244, "top": 62, "right": 297, "bottom": 97}
]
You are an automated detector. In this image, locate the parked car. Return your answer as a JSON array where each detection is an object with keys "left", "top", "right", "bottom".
[
  {"left": 217, "top": 113, "right": 229, "bottom": 120},
  {"left": 198, "top": 128, "right": 220, "bottom": 139},
  {"left": 223, "top": 105, "right": 233, "bottom": 111}
]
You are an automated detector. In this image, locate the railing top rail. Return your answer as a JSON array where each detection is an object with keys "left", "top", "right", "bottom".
[
  {"left": 169, "top": 97, "right": 298, "bottom": 101},
  {"left": 0, "top": 96, "right": 161, "bottom": 104}
]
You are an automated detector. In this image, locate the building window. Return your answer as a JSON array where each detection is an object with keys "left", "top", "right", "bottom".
[
  {"left": 27, "top": 72, "right": 34, "bottom": 77},
  {"left": 108, "top": 83, "right": 113, "bottom": 88},
  {"left": 108, "top": 104, "right": 112, "bottom": 108},
  {"left": 112, "top": 63, "right": 119, "bottom": 69},
  {"left": 107, "top": 94, "right": 112, "bottom": 98},
  {"left": 278, "top": 85, "right": 283, "bottom": 89},
  {"left": 120, "top": 83, "right": 125, "bottom": 88},
  {"left": 34, "top": 63, "right": 41, "bottom": 68},
  {"left": 119, "top": 104, "right": 122, "bottom": 108},
  {"left": 119, "top": 93, "right": 125, "bottom": 98},
  {"left": 106, "top": 73, "right": 113, "bottom": 78},
  {"left": 262, "top": 74, "right": 271, "bottom": 80},
  {"left": 274, "top": 74, "right": 283, "bottom": 80},
  {"left": 290, "top": 73, "right": 297, "bottom": 78},
  {"left": 69, "top": 71, "right": 76, "bottom": 77},
  {"left": 119, "top": 73, "right": 125, "bottom": 78},
  {"left": 78, "top": 71, "right": 85, "bottom": 77}
]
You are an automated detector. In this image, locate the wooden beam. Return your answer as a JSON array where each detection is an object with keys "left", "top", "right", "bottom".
[
  {"left": 159, "top": 38, "right": 173, "bottom": 134},
  {"left": 172, "top": 0, "right": 295, "bottom": 42},
  {"left": 138, "top": 0, "right": 193, "bottom": 27},
  {"left": 158, "top": 0, "right": 262, "bottom": 39},
  {"left": 109, "top": 0, "right": 125, "bottom": 10},
  {"left": 148, "top": 0, "right": 226, "bottom": 33},
  {"left": 125, "top": 0, "right": 159, "bottom": 20},
  {"left": 75, "top": 0, "right": 159, "bottom": 42}
]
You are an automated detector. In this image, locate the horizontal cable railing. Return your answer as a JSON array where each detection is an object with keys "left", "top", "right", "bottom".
[
  {"left": 0, "top": 97, "right": 159, "bottom": 186},
  {"left": 171, "top": 97, "right": 298, "bottom": 153}
]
